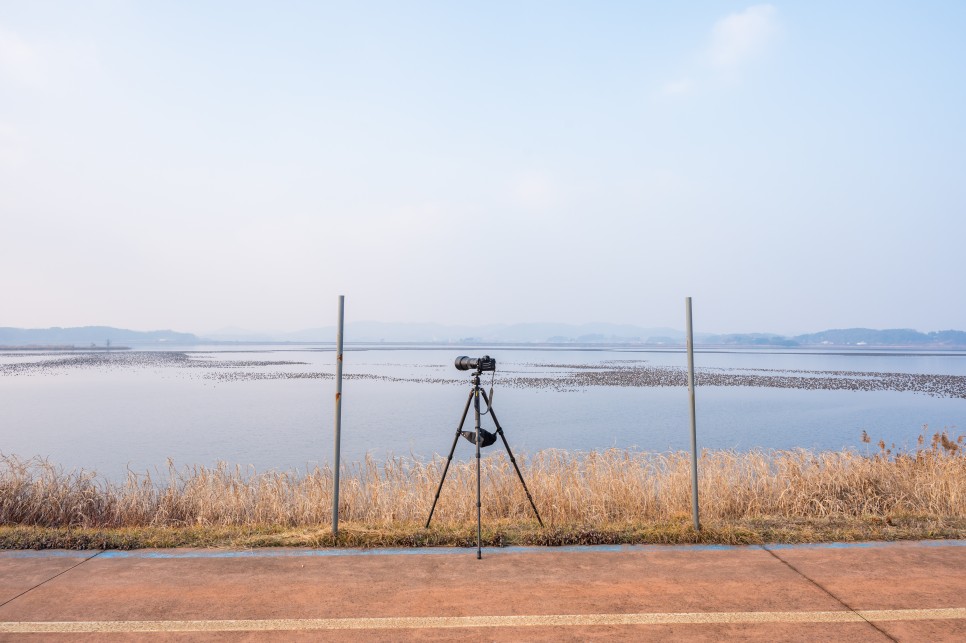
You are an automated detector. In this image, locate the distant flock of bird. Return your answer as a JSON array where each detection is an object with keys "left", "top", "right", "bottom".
[{"left": 1, "top": 351, "right": 964, "bottom": 399}]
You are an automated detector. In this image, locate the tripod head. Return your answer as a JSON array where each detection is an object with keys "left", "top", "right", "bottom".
[{"left": 459, "top": 358, "right": 497, "bottom": 447}]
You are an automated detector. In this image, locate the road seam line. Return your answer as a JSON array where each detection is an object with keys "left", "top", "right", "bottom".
[
  {"left": 0, "top": 550, "right": 103, "bottom": 612},
  {"left": 763, "top": 545, "right": 897, "bottom": 642},
  {"left": 0, "top": 609, "right": 964, "bottom": 633}
]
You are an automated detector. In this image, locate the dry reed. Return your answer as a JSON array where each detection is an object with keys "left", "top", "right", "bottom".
[{"left": 2, "top": 430, "right": 963, "bottom": 537}]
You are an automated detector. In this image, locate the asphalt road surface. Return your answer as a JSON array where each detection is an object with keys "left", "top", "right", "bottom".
[{"left": 1, "top": 540, "right": 964, "bottom": 641}]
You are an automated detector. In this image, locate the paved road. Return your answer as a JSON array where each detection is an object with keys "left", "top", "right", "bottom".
[{"left": 1, "top": 540, "right": 964, "bottom": 641}]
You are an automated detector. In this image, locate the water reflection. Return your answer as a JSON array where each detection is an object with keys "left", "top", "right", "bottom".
[{"left": 0, "top": 345, "right": 963, "bottom": 479}]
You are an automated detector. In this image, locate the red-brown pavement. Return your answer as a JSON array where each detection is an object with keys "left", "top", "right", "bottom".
[{"left": 0, "top": 541, "right": 963, "bottom": 641}]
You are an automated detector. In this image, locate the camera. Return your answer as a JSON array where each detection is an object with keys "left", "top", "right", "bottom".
[{"left": 454, "top": 355, "right": 496, "bottom": 372}]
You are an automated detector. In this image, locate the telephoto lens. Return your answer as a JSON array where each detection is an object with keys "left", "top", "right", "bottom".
[{"left": 454, "top": 355, "right": 496, "bottom": 371}]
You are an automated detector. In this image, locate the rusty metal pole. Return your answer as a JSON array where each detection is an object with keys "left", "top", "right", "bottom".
[
  {"left": 332, "top": 295, "right": 345, "bottom": 537},
  {"left": 686, "top": 296, "right": 701, "bottom": 531}
]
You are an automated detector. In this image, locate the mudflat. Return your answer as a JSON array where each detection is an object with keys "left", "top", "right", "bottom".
[{"left": 1, "top": 540, "right": 964, "bottom": 641}]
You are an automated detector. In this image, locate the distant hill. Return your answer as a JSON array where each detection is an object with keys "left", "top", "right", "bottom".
[
  {"left": 0, "top": 326, "right": 200, "bottom": 347},
  {"left": 272, "top": 323, "right": 966, "bottom": 347},
  {"left": 701, "top": 333, "right": 799, "bottom": 347},
  {"left": 4, "top": 324, "right": 966, "bottom": 348},
  {"left": 793, "top": 328, "right": 966, "bottom": 347},
  {"left": 695, "top": 328, "right": 966, "bottom": 348},
  {"left": 233, "top": 322, "right": 688, "bottom": 344}
]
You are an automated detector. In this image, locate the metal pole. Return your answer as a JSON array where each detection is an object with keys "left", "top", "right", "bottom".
[
  {"left": 332, "top": 295, "right": 345, "bottom": 537},
  {"left": 474, "top": 373, "right": 482, "bottom": 560},
  {"left": 686, "top": 297, "right": 701, "bottom": 531}
]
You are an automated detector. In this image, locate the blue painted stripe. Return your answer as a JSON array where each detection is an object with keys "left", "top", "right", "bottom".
[
  {"left": 3, "top": 539, "right": 964, "bottom": 560},
  {"left": 0, "top": 550, "right": 97, "bottom": 559},
  {"left": 915, "top": 539, "right": 966, "bottom": 547},
  {"left": 765, "top": 539, "right": 966, "bottom": 551},
  {"left": 95, "top": 543, "right": 750, "bottom": 559},
  {"left": 98, "top": 547, "right": 480, "bottom": 559}
]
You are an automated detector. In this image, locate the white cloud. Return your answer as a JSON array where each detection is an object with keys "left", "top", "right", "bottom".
[
  {"left": 658, "top": 4, "right": 780, "bottom": 97},
  {"left": 0, "top": 122, "right": 26, "bottom": 168},
  {"left": 0, "top": 25, "right": 46, "bottom": 87},
  {"left": 510, "top": 171, "right": 563, "bottom": 211},
  {"left": 661, "top": 78, "right": 694, "bottom": 96},
  {"left": 708, "top": 4, "right": 780, "bottom": 72},
  {"left": 0, "top": 24, "right": 102, "bottom": 91}
]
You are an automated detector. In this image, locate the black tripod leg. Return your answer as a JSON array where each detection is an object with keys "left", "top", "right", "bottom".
[
  {"left": 474, "top": 385, "right": 482, "bottom": 560},
  {"left": 480, "top": 389, "right": 544, "bottom": 527},
  {"left": 425, "top": 389, "right": 474, "bottom": 528}
]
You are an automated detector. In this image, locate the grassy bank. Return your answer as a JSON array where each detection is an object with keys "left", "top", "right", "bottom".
[{"left": 2, "top": 430, "right": 963, "bottom": 549}]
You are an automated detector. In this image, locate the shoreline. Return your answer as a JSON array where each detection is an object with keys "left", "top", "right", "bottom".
[{"left": 3, "top": 516, "right": 965, "bottom": 551}]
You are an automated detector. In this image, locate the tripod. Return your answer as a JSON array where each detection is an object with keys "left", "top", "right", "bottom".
[{"left": 425, "top": 367, "right": 543, "bottom": 559}]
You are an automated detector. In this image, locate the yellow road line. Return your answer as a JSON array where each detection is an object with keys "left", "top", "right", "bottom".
[{"left": 1, "top": 608, "right": 964, "bottom": 633}]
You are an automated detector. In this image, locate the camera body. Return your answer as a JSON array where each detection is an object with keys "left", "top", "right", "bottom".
[{"left": 454, "top": 355, "right": 496, "bottom": 372}]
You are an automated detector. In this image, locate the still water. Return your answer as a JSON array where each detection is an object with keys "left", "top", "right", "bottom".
[{"left": 1, "top": 345, "right": 964, "bottom": 479}]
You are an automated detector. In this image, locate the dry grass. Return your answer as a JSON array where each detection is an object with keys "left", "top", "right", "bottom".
[{"left": 1, "top": 429, "right": 963, "bottom": 549}]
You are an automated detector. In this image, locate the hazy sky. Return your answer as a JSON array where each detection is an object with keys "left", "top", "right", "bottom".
[{"left": 2, "top": 1, "right": 964, "bottom": 335}]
